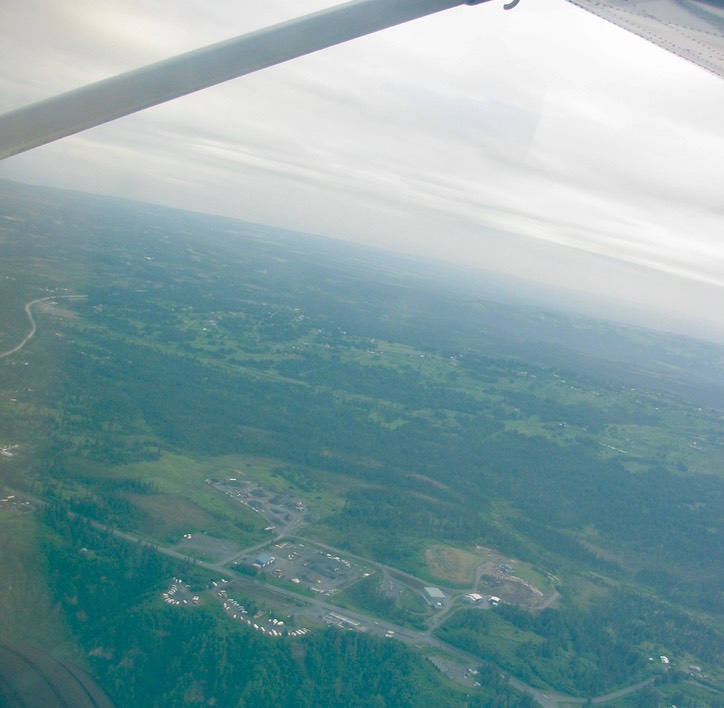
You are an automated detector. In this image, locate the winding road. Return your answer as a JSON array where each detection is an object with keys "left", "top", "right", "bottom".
[
  {"left": 0, "top": 295, "right": 86, "bottom": 359},
  {"left": 90, "top": 519, "right": 658, "bottom": 707},
  {"left": 8, "top": 488, "right": 664, "bottom": 707},
  {"left": 0, "top": 302, "right": 665, "bottom": 708}
]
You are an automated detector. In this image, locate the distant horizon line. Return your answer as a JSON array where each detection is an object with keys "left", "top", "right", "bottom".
[{"left": 2, "top": 175, "right": 723, "bottom": 347}]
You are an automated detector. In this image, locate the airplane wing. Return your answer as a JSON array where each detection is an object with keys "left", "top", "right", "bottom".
[
  {"left": 1, "top": 0, "right": 722, "bottom": 161},
  {"left": 566, "top": 0, "right": 724, "bottom": 80},
  {"left": 0, "top": 0, "right": 491, "bottom": 160}
]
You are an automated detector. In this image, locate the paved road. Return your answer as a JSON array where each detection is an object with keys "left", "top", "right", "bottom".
[
  {"left": 0, "top": 295, "right": 86, "bottom": 358},
  {"left": 592, "top": 679, "right": 655, "bottom": 704},
  {"left": 7, "top": 493, "right": 661, "bottom": 707},
  {"left": 88, "top": 521, "right": 554, "bottom": 705},
  {"left": 91, "top": 521, "right": 656, "bottom": 708}
]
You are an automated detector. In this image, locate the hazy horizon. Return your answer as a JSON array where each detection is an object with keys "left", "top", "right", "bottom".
[
  {"left": 3, "top": 176, "right": 722, "bottom": 347},
  {"left": 1, "top": 0, "right": 722, "bottom": 342}
]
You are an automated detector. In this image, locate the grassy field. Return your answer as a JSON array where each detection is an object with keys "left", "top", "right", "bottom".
[
  {"left": 70, "top": 451, "right": 353, "bottom": 547},
  {"left": 58, "top": 454, "right": 265, "bottom": 546},
  {"left": 424, "top": 544, "right": 480, "bottom": 586},
  {"left": 1, "top": 183, "right": 722, "bottom": 703},
  {"left": 510, "top": 562, "right": 557, "bottom": 600},
  {"left": 331, "top": 572, "right": 429, "bottom": 630},
  {"left": 0, "top": 513, "right": 69, "bottom": 649}
]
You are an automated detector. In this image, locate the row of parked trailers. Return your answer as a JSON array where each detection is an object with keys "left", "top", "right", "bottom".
[{"left": 219, "top": 588, "right": 309, "bottom": 638}]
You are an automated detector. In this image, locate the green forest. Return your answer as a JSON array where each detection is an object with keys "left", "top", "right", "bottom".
[{"left": 0, "top": 180, "right": 722, "bottom": 706}]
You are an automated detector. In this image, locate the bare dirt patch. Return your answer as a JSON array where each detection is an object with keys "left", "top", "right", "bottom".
[
  {"left": 408, "top": 472, "right": 449, "bottom": 491},
  {"left": 41, "top": 301, "right": 80, "bottom": 319},
  {"left": 425, "top": 545, "right": 479, "bottom": 585}
]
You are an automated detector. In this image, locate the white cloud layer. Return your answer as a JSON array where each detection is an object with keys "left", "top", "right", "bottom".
[{"left": 1, "top": 0, "right": 723, "bottom": 339}]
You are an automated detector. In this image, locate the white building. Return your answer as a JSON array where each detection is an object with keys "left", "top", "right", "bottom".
[{"left": 423, "top": 587, "right": 446, "bottom": 606}]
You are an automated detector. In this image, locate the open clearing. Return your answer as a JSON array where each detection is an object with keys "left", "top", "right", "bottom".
[
  {"left": 175, "top": 532, "right": 242, "bottom": 563},
  {"left": 424, "top": 544, "right": 480, "bottom": 585}
]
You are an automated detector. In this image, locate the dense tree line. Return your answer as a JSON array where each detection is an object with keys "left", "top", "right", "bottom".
[
  {"left": 436, "top": 589, "right": 722, "bottom": 696},
  {"left": 2, "top": 183, "right": 722, "bottom": 704},
  {"left": 337, "top": 574, "right": 426, "bottom": 629},
  {"left": 30, "top": 308, "right": 723, "bottom": 613},
  {"left": 37, "top": 505, "right": 511, "bottom": 707}
]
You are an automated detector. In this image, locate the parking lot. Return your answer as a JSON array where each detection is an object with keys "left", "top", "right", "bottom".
[
  {"left": 243, "top": 541, "right": 372, "bottom": 597},
  {"left": 208, "top": 478, "right": 314, "bottom": 535}
]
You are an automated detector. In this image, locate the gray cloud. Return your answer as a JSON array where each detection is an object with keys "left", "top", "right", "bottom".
[{"left": 1, "top": 0, "right": 723, "bottom": 339}]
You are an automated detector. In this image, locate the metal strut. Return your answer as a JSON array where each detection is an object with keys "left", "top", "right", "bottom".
[
  {"left": 467, "top": 0, "right": 520, "bottom": 8},
  {"left": 0, "top": 0, "right": 493, "bottom": 160}
]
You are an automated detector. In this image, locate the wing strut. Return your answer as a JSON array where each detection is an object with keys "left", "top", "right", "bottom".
[{"left": 0, "top": 0, "right": 494, "bottom": 160}]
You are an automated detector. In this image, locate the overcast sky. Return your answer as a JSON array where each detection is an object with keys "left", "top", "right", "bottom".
[{"left": 1, "top": 0, "right": 723, "bottom": 340}]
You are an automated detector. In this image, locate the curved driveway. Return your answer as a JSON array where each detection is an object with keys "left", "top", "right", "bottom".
[{"left": 0, "top": 295, "right": 86, "bottom": 358}]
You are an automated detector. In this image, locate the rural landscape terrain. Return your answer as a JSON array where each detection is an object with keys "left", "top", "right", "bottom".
[{"left": 0, "top": 179, "right": 722, "bottom": 706}]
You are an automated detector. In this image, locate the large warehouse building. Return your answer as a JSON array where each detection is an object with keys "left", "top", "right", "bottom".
[{"left": 423, "top": 587, "right": 446, "bottom": 607}]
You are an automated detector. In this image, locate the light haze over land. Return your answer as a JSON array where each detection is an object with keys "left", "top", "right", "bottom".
[{"left": 1, "top": 0, "right": 723, "bottom": 340}]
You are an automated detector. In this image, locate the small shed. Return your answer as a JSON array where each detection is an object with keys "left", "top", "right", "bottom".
[{"left": 254, "top": 552, "right": 275, "bottom": 567}]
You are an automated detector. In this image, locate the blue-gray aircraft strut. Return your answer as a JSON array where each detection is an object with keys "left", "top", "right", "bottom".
[
  {"left": 0, "top": 0, "right": 496, "bottom": 160},
  {"left": 1, "top": 0, "right": 722, "bottom": 161}
]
